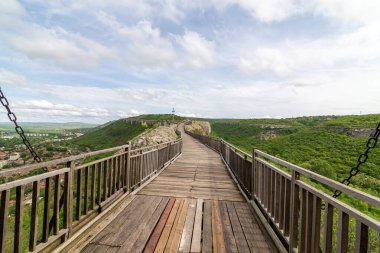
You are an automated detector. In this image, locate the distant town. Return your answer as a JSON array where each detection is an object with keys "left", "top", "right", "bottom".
[{"left": 0, "top": 122, "right": 95, "bottom": 170}]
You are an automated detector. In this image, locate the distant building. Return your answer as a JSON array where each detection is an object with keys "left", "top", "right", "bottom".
[
  {"left": 0, "top": 151, "right": 7, "bottom": 160},
  {"left": 9, "top": 152, "right": 20, "bottom": 161},
  {"left": 0, "top": 160, "right": 7, "bottom": 169}
]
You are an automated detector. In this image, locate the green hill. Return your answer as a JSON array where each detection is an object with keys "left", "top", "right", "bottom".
[
  {"left": 70, "top": 119, "right": 147, "bottom": 150},
  {"left": 208, "top": 114, "right": 380, "bottom": 202},
  {"left": 128, "top": 114, "right": 185, "bottom": 121}
]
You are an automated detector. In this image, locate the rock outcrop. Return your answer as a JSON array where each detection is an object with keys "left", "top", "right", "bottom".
[
  {"left": 131, "top": 124, "right": 179, "bottom": 149},
  {"left": 185, "top": 121, "right": 211, "bottom": 135}
]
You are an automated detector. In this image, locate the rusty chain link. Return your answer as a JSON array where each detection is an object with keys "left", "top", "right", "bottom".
[
  {"left": 0, "top": 87, "right": 45, "bottom": 169},
  {"left": 333, "top": 122, "right": 380, "bottom": 198}
]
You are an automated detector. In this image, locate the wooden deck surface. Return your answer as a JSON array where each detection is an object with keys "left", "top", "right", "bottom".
[
  {"left": 138, "top": 130, "right": 244, "bottom": 202},
  {"left": 80, "top": 195, "right": 273, "bottom": 253},
  {"left": 78, "top": 129, "right": 275, "bottom": 253}
]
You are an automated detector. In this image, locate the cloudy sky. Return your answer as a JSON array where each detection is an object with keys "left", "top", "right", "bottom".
[{"left": 0, "top": 0, "right": 379, "bottom": 123}]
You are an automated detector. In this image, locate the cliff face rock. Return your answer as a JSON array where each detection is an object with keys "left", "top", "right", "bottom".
[
  {"left": 131, "top": 125, "right": 179, "bottom": 149},
  {"left": 185, "top": 121, "right": 211, "bottom": 135}
]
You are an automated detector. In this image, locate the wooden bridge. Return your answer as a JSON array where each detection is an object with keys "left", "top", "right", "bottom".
[{"left": 0, "top": 123, "right": 379, "bottom": 252}]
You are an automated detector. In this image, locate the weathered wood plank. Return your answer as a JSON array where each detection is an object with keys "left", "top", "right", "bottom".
[
  {"left": 166, "top": 199, "right": 189, "bottom": 253},
  {"left": 202, "top": 200, "right": 213, "bottom": 253},
  {"left": 190, "top": 199, "right": 203, "bottom": 253},
  {"left": 219, "top": 201, "right": 238, "bottom": 253},
  {"left": 144, "top": 198, "right": 175, "bottom": 253},
  {"left": 179, "top": 199, "right": 196, "bottom": 253},
  {"left": 212, "top": 200, "right": 226, "bottom": 253},
  {"left": 154, "top": 199, "right": 181, "bottom": 253}
]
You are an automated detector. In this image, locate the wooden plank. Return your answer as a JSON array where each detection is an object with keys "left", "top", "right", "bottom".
[
  {"left": 0, "top": 189, "right": 10, "bottom": 253},
  {"left": 337, "top": 211, "right": 349, "bottom": 253},
  {"left": 212, "top": 200, "right": 226, "bottom": 253},
  {"left": 14, "top": 186, "right": 24, "bottom": 253},
  {"left": 323, "top": 203, "right": 334, "bottom": 253},
  {"left": 219, "top": 201, "right": 238, "bottom": 253},
  {"left": 179, "top": 199, "right": 196, "bottom": 253},
  {"left": 166, "top": 199, "right": 189, "bottom": 252},
  {"left": 154, "top": 198, "right": 181, "bottom": 253},
  {"left": 311, "top": 196, "right": 322, "bottom": 253},
  {"left": 84, "top": 166, "right": 89, "bottom": 214},
  {"left": 76, "top": 169, "right": 82, "bottom": 221},
  {"left": 53, "top": 175, "right": 60, "bottom": 235},
  {"left": 190, "top": 199, "right": 203, "bottom": 253},
  {"left": 91, "top": 164, "right": 96, "bottom": 210},
  {"left": 355, "top": 222, "right": 368, "bottom": 253},
  {"left": 29, "top": 181, "right": 40, "bottom": 251},
  {"left": 225, "top": 201, "right": 250, "bottom": 253},
  {"left": 144, "top": 198, "right": 175, "bottom": 253},
  {"left": 202, "top": 200, "right": 213, "bottom": 253},
  {"left": 119, "top": 197, "right": 168, "bottom": 252},
  {"left": 42, "top": 177, "right": 51, "bottom": 242}
]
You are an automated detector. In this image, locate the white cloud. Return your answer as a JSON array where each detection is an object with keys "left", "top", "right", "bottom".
[
  {"left": 96, "top": 12, "right": 176, "bottom": 67},
  {"left": 235, "top": 0, "right": 298, "bottom": 23},
  {"left": 177, "top": 31, "right": 215, "bottom": 68},
  {"left": 0, "top": 69, "right": 28, "bottom": 86},
  {"left": 14, "top": 100, "right": 110, "bottom": 120},
  {"left": 239, "top": 48, "right": 296, "bottom": 76},
  {"left": 8, "top": 25, "right": 117, "bottom": 69}
]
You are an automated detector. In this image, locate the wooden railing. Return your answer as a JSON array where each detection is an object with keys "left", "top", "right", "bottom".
[
  {"left": 185, "top": 130, "right": 380, "bottom": 253},
  {"left": 0, "top": 139, "right": 182, "bottom": 253}
]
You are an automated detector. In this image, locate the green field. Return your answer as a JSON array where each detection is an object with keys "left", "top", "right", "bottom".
[
  {"left": 208, "top": 114, "right": 380, "bottom": 218},
  {"left": 68, "top": 119, "right": 148, "bottom": 150}
]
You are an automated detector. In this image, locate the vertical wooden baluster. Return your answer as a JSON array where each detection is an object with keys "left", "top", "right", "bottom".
[
  {"left": 300, "top": 189, "right": 307, "bottom": 253},
  {"left": 337, "top": 211, "right": 349, "bottom": 253},
  {"left": 91, "top": 164, "right": 96, "bottom": 210},
  {"left": 53, "top": 175, "right": 60, "bottom": 235},
  {"left": 251, "top": 148, "right": 256, "bottom": 198},
  {"left": 0, "top": 189, "right": 10, "bottom": 253},
  {"left": 112, "top": 157, "right": 117, "bottom": 193},
  {"left": 323, "top": 203, "right": 334, "bottom": 253},
  {"left": 66, "top": 161, "right": 74, "bottom": 237},
  {"left": 97, "top": 163, "right": 102, "bottom": 205},
  {"left": 109, "top": 158, "right": 113, "bottom": 195},
  {"left": 275, "top": 173, "right": 281, "bottom": 224},
  {"left": 289, "top": 171, "right": 300, "bottom": 252},
  {"left": 126, "top": 144, "right": 131, "bottom": 190},
  {"left": 42, "top": 177, "right": 51, "bottom": 242},
  {"left": 279, "top": 176, "right": 285, "bottom": 230},
  {"left": 305, "top": 192, "right": 314, "bottom": 253},
  {"left": 103, "top": 160, "right": 108, "bottom": 201},
  {"left": 311, "top": 196, "right": 321, "bottom": 253},
  {"left": 355, "top": 222, "right": 368, "bottom": 253},
  {"left": 29, "top": 181, "right": 40, "bottom": 251},
  {"left": 14, "top": 186, "right": 24, "bottom": 253},
  {"left": 84, "top": 166, "right": 89, "bottom": 215},
  {"left": 76, "top": 169, "right": 82, "bottom": 221},
  {"left": 139, "top": 150, "right": 143, "bottom": 185},
  {"left": 284, "top": 179, "right": 291, "bottom": 236}
]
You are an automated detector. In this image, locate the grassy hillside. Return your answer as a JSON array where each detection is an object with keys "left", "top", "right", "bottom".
[
  {"left": 70, "top": 119, "right": 147, "bottom": 150},
  {"left": 209, "top": 115, "right": 380, "bottom": 214}
]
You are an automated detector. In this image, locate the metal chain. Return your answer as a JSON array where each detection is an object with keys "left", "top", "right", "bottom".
[
  {"left": 0, "top": 87, "right": 44, "bottom": 166},
  {"left": 333, "top": 122, "right": 380, "bottom": 198}
]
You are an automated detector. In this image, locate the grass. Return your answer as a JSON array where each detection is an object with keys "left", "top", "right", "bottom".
[
  {"left": 209, "top": 114, "right": 380, "bottom": 216},
  {"left": 68, "top": 119, "right": 147, "bottom": 150}
]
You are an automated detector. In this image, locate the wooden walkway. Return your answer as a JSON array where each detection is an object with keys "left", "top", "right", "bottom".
[
  {"left": 138, "top": 130, "right": 244, "bottom": 201},
  {"left": 78, "top": 128, "right": 275, "bottom": 253}
]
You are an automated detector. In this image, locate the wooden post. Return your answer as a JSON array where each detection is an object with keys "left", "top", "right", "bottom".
[
  {"left": 289, "top": 170, "right": 300, "bottom": 252},
  {"left": 126, "top": 142, "right": 131, "bottom": 191},
  {"left": 66, "top": 160, "right": 75, "bottom": 237},
  {"left": 139, "top": 150, "right": 143, "bottom": 185},
  {"left": 252, "top": 147, "right": 256, "bottom": 198}
]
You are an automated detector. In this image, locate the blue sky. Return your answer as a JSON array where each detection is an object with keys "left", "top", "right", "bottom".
[{"left": 0, "top": 0, "right": 379, "bottom": 123}]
